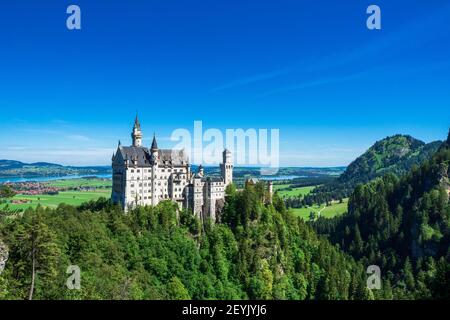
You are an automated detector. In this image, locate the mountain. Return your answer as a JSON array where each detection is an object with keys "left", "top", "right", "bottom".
[
  {"left": 300, "top": 135, "right": 442, "bottom": 206},
  {"left": 313, "top": 131, "right": 450, "bottom": 299},
  {"left": 338, "top": 135, "right": 442, "bottom": 185},
  {"left": 0, "top": 160, "right": 111, "bottom": 179},
  {"left": 0, "top": 160, "right": 63, "bottom": 170}
]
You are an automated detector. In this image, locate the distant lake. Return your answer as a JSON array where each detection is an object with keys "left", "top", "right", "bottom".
[
  {"left": 259, "top": 175, "right": 302, "bottom": 181},
  {"left": 0, "top": 174, "right": 303, "bottom": 184},
  {"left": 0, "top": 174, "right": 112, "bottom": 184}
]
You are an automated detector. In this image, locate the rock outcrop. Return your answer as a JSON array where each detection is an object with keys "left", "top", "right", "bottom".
[{"left": 0, "top": 239, "right": 8, "bottom": 275}]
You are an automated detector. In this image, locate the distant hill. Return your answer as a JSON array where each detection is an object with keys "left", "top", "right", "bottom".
[
  {"left": 0, "top": 159, "right": 344, "bottom": 182},
  {"left": 338, "top": 135, "right": 442, "bottom": 185},
  {"left": 312, "top": 130, "right": 450, "bottom": 299},
  {"left": 300, "top": 135, "right": 442, "bottom": 206},
  {"left": 0, "top": 160, "right": 111, "bottom": 179},
  {"left": 0, "top": 160, "right": 63, "bottom": 170}
]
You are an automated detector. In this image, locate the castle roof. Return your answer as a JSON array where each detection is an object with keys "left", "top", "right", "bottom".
[
  {"left": 246, "top": 178, "right": 260, "bottom": 184},
  {"left": 118, "top": 146, "right": 152, "bottom": 166},
  {"left": 151, "top": 134, "right": 158, "bottom": 150},
  {"left": 159, "top": 149, "right": 188, "bottom": 166},
  {"left": 133, "top": 114, "right": 141, "bottom": 130},
  {"left": 117, "top": 146, "right": 188, "bottom": 167},
  {"left": 201, "top": 176, "right": 224, "bottom": 183}
]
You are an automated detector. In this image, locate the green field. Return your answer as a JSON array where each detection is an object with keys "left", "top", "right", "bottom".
[
  {"left": 1, "top": 190, "right": 111, "bottom": 211},
  {"left": 290, "top": 198, "right": 349, "bottom": 220},
  {"left": 48, "top": 178, "right": 112, "bottom": 188},
  {"left": 274, "top": 184, "right": 317, "bottom": 197}
]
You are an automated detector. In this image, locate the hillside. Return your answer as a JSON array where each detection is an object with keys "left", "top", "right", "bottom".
[
  {"left": 312, "top": 130, "right": 450, "bottom": 299},
  {"left": 0, "top": 184, "right": 376, "bottom": 300},
  {"left": 301, "top": 135, "right": 442, "bottom": 206},
  {"left": 0, "top": 160, "right": 111, "bottom": 178},
  {"left": 338, "top": 135, "right": 441, "bottom": 185}
]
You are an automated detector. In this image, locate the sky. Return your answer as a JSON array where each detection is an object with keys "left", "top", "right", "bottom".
[{"left": 0, "top": 0, "right": 449, "bottom": 166}]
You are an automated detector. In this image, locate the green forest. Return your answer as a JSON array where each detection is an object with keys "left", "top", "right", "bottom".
[
  {"left": 0, "top": 188, "right": 375, "bottom": 300},
  {"left": 299, "top": 135, "right": 442, "bottom": 207},
  {"left": 0, "top": 132, "right": 449, "bottom": 300}
]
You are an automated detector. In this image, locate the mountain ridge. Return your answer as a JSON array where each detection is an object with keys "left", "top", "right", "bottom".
[
  {"left": 338, "top": 134, "right": 442, "bottom": 185},
  {"left": 299, "top": 134, "right": 442, "bottom": 206}
]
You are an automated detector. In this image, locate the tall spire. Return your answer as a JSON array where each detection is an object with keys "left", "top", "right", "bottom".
[
  {"left": 134, "top": 113, "right": 141, "bottom": 130},
  {"left": 151, "top": 133, "right": 158, "bottom": 150},
  {"left": 131, "top": 115, "right": 143, "bottom": 147}
]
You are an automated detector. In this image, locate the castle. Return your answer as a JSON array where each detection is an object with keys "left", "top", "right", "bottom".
[{"left": 111, "top": 116, "right": 233, "bottom": 222}]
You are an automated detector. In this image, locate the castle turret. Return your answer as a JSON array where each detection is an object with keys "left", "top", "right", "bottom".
[
  {"left": 220, "top": 149, "right": 233, "bottom": 187},
  {"left": 268, "top": 181, "right": 273, "bottom": 203},
  {"left": 131, "top": 115, "right": 143, "bottom": 147},
  {"left": 198, "top": 164, "right": 204, "bottom": 177},
  {"left": 151, "top": 133, "right": 158, "bottom": 152}
]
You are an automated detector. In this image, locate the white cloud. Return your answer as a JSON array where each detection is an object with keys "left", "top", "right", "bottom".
[
  {"left": 66, "top": 134, "right": 93, "bottom": 142},
  {"left": 0, "top": 147, "right": 113, "bottom": 166}
]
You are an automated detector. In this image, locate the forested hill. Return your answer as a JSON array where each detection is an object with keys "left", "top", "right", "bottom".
[
  {"left": 302, "top": 135, "right": 442, "bottom": 205},
  {"left": 338, "top": 135, "right": 441, "bottom": 185},
  {"left": 0, "top": 160, "right": 111, "bottom": 178},
  {"left": 312, "top": 130, "right": 450, "bottom": 299},
  {"left": 1, "top": 184, "right": 391, "bottom": 300}
]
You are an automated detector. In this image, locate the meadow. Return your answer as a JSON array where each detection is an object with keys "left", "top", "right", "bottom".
[
  {"left": 47, "top": 178, "right": 111, "bottom": 188},
  {"left": 274, "top": 184, "right": 317, "bottom": 197},
  {"left": 290, "top": 198, "right": 349, "bottom": 220},
  {"left": 1, "top": 190, "right": 112, "bottom": 211},
  {"left": 1, "top": 178, "right": 112, "bottom": 211}
]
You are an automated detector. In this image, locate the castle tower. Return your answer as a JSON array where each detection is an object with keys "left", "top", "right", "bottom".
[
  {"left": 198, "top": 164, "right": 204, "bottom": 177},
  {"left": 150, "top": 133, "right": 158, "bottom": 152},
  {"left": 131, "top": 115, "right": 143, "bottom": 147},
  {"left": 268, "top": 181, "right": 273, "bottom": 203},
  {"left": 220, "top": 149, "right": 233, "bottom": 187},
  {"left": 150, "top": 134, "right": 159, "bottom": 205}
]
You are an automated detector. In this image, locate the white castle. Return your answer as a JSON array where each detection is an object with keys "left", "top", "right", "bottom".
[{"left": 111, "top": 116, "right": 233, "bottom": 222}]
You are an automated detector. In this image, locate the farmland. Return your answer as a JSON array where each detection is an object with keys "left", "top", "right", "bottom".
[
  {"left": 47, "top": 178, "right": 111, "bottom": 189},
  {"left": 274, "top": 184, "right": 317, "bottom": 197},
  {"left": 1, "top": 178, "right": 112, "bottom": 211},
  {"left": 290, "top": 198, "right": 349, "bottom": 221},
  {"left": 1, "top": 190, "right": 111, "bottom": 211}
]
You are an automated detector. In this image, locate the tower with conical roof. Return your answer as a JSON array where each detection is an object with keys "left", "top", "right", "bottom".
[
  {"left": 220, "top": 149, "right": 233, "bottom": 187},
  {"left": 151, "top": 133, "right": 158, "bottom": 151},
  {"left": 131, "top": 114, "right": 143, "bottom": 147}
]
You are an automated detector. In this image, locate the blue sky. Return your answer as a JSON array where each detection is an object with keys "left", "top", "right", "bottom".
[{"left": 0, "top": 0, "right": 449, "bottom": 166}]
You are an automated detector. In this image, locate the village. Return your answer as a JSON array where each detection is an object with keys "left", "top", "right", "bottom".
[{"left": 0, "top": 178, "right": 112, "bottom": 208}]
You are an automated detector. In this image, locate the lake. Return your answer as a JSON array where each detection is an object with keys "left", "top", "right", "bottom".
[
  {"left": 0, "top": 174, "right": 302, "bottom": 184},
  {"left": 0, "top": 174, "right": 112, "bottom": 184}
]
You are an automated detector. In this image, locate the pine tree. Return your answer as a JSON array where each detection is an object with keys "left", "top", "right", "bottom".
[{"left": 8, "top": 209, "right": 60, "bottom": 300}]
